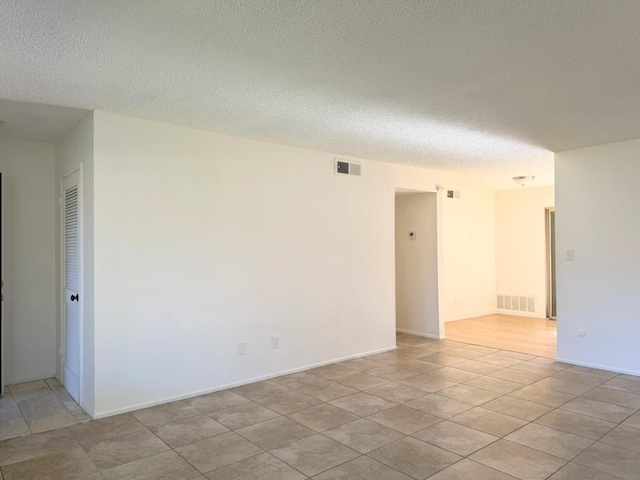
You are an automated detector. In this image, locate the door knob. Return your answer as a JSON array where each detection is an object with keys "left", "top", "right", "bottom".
[{"left": 70, "top": 294, "right": 79, "bottom": 302}]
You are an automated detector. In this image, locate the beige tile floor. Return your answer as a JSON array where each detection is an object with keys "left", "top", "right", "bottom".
[
  {"left": 0, "top": 378, "right": 91, "bottom": 441},
  {"left": 1, "top": 334, "right": 640, "bottom": 479}
]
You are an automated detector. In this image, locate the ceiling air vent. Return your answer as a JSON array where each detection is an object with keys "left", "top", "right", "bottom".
[{"left": 335, "top": 159, "right": 361, "bottom": 176}]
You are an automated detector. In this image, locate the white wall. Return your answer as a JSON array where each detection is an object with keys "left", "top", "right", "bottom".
[
  {"left": 395, "top": 193, "right": 440, "bottom": 338},
  {"left": 0, "top": 137, "right": 57, "bottom": 384},
  {"left": 91, "top": 112, "right": 397, "bottom": 416},
  {"left": 556, "top": 139, "right": 640, "bottom": 374},
  {"left": 495, "top": 186, "right": 554, "bottom": 318},
  {"left": 441, "top": 186, "right": 496, "bottom": 322},
  {"left": 55, "top": 113, "right": 95, "bottom": 413}
]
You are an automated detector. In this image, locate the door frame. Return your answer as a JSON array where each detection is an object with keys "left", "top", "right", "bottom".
[
  {"left": 545, "top": 207, "right": 556, "bottom": 320},
  {"left": 60, "top": 166, "right": 83, "bottom": 404}
]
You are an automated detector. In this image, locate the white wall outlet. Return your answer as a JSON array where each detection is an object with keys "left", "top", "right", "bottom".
[
  {"left": 271, "top": 336, "right": 280, "bottom": 349},
  {"left": 237, "top": 341, "right": 247, "bottom": 356},
  {"left": 566, "top": 249, "right": 575, "bottom": 261}
]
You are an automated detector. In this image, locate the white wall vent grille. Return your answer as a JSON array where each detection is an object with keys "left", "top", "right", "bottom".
[
  {"left": 497, "top": 294, "right": 537, "bottom": 313},
  {"left": 512, "top": 296, "right": 520, "bottom": 311},
  {"left": 335, "top": 159, "right": 361, "bottom": 176}
]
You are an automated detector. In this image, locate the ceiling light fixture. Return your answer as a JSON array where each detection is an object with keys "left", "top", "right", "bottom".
[{"left": 513, "top": 175, "right": 535, "bottom": 187}]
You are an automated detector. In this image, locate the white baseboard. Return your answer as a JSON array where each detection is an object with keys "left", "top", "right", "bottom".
[
  {"left": 92, "top": 345, "right": 398, "bottom": 419},
  {"left": 80, "top": 402, "right": 96, "bottom": 419},
  {"left": 396, "top": 329, "right": 443, "bottom": 340},
  {"left": 5, "top": 373, "right": 57, "bottom": 386},
  {"left": 556, "top": 357, "right": 640, "bottom": 377},
  {"left": 496, "top": 309, "right": 547, "bottom": 319},
  {"left": 444, "top": 307, "right": 496, "bottom": 323}
]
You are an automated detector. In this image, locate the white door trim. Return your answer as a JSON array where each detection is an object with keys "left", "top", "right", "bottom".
[{"left": 60, "top": 165, "right": 83, "bottom": 404}]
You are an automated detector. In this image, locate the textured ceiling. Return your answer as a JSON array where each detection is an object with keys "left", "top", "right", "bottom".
[{"left": 2, "top": 1, "right": 640, "bottom": 188}]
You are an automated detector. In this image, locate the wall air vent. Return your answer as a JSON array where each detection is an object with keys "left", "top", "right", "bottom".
[
  {"left": 512, "top": 296, "right": 520, "bottom": 311},
  {"left": 335, "top": 159, "right": 361, "bottom": 176},
  {"left": 497, "top": 294, "right": 537, "bottom": 313},
  {"left": 527, "top": 297, "right": 536, "bottom": 312}
]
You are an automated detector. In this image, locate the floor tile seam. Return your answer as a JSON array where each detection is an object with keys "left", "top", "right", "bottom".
[
  {"left": 243, "top": 430, "right": 363, "bottom": 479},
  {"left": 570, "top": 448, "right": 633, "bottom": 480},
  {"left": 504, "top": 421, "right": 597, "bottom": 462},
  {"left": 597, "top": 383, "right": 640, "bottom": 396},
  {"left": 532, "top": 403, "right": 620, "bottom": 442},
  {"left": 0, "top": 442, "right": 100, "bottom": 478},
  {"left": 74, "top": 425, "right": 173, "bottom": 460},
  {"left": 579, "top": 386, "right": 640, "bottom": 409},
  {"left": 232, "top": 414, "right": 319, "bottom": 452},
  {"left": 170, "top": 443, "right": 265, "bottom": 478},
  {"left": 362, "top": 435, "right": 469, "bottom": 478},
  {"left": 558, "top": 397, "right": 638, "bottom": 425},
  {"left": 0, "top": 436, "right": 85, "bottom": 471},
  {"left": 504, "top": 389, "right": 576, "bottom": 409},
  {"left": 445, "top": 410, "right": 531, "bottom": 438},
  {"left": 68, "top": 422, "right": 149, "bottom": 448},
  {"left": 407, "top": 419, "right": 503, "bottom": 457}
]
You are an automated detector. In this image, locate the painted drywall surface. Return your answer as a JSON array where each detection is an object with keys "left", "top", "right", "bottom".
[
  {"left": 441, "top": 186, "right": 496, "bottom": 322},
  {"left": 395, "top": 194, "right": 439, "bottom": 338},
  {"left": 0, "top": 137, "right": 57, "bottom": 384},
  {"left": 556, "top": 140, "right": 640, "bottom": 374},
  {"left": 91, "top": 112, "right": 396, "bottom": 416},
  {"left": 495, "top": 186, "right": 554, "bottom": 318},
  {"left": 55, "top": 113, "right": 95, "bottom": 413},
  {"left": 393, "top": 164, "right": 444, "bottom": 193}
]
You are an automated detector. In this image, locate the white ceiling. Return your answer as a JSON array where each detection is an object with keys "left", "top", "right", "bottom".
[
  {"left": 0, "top": 99, "right": 89, "bottom": 143},
  {"left": 2, "top": 1, "right": 640, "bottom": 188}
]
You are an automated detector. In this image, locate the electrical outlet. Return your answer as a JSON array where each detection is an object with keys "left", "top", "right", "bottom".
[
  {"left": 237, "top": 341, "right": 247, "bottom": 356},
  {"left": 566, "top": 249, "right": 575, "bottom": 261},
  {"left": 271, "top": 336, "right": 280, "bottom": 349}
]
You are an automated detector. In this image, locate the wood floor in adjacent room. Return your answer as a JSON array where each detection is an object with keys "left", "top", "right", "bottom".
[{"left": 445, "top": 314, "right": 557, "bottom": 358}]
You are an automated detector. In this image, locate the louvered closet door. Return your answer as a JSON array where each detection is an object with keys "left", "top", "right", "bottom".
[{"left": 63, "top": 171, "right": 81, "bottom": 403}]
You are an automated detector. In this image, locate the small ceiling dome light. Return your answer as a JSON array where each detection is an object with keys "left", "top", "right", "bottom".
[{"left": 513, "top": 175, "right": 535, "bottom": 187}]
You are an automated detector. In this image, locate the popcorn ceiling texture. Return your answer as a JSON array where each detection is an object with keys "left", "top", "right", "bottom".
[{"left": 2, "top": 1, "right": 640, "bottom": 187}]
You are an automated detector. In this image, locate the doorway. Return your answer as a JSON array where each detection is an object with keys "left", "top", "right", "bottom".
[
  {"left": 394, "top": 190, "right": 441, "bottom": 339},
  {"left": 546, "top": 208, "right": 557, "bottom": 319}
]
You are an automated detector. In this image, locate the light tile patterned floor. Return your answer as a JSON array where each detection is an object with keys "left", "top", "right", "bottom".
[
  {"left": 0, "top": 378, "right": 91, "bottom": 441},
  {"left": 1, "top": 334, "right": 640, "bottom": 479}
]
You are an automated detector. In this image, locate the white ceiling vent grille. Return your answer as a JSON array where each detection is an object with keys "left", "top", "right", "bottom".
[{"left": 335, "top": 159, "right": 361, "bottom": 176}]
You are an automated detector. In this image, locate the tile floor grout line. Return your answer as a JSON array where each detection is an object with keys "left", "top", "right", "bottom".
[{"left": 2, "top": 334, "right": 640, "bottom": 479}]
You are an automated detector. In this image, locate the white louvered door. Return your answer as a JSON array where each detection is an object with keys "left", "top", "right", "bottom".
[{"left": 62, "top": 171, "right": 81, "bottom": 402}]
